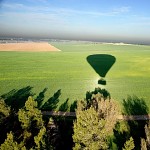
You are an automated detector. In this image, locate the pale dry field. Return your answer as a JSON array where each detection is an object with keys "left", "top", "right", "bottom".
[{"left": 0, "top": 42, "right": 60, "bottom": 52}]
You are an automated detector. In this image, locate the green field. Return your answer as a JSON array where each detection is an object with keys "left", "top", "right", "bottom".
[{"left": 0, "top": 43, "right": 150, "bottom": 109}]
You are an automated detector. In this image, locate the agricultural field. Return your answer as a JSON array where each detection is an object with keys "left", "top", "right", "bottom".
[{"left": 0, "top": 42, "right": 150, "bottom": 109}]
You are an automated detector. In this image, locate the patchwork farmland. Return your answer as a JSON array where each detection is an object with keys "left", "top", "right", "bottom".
[{"left": 0, "top": 42, "right": 150, "bottom": 109}]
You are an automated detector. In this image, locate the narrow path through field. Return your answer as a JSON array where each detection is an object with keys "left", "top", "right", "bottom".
[{"left": 42, "top": 111, "right": 150, "bottom": 120}]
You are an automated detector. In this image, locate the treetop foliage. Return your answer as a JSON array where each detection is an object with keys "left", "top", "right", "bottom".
[
  {"left": 18, "top": 96, "right": 43, "bottom": 129},
  {"left": 73, "top": 107, "right": 108, "bottom": 150},
  {"left": 0, "top": 99, "right": 10, "bottom": 121},
  {"left": 123, "top": 137, "right": 135, "bottom": 150},
  {"left": 73, "top": 88, "right": 119, "bottom": 150}
]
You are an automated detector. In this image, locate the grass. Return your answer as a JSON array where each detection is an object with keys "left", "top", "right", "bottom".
[{"left": 0, "top": 42, "right": 150, "bottom": 109}]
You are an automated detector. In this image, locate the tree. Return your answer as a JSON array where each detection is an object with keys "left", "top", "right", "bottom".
[
  {"left": 34, "top": 127, "right": 46, "bottom": 149},
  {"left": 0, "top": 96, "right": 48, "bottom": 149},
  {"left": 73, "top": 93, "right": 119, "bottom": 150},
  {"left": 0, "top": 132, "right": 26, "bottom": 150},
  {"left": 0, "top": 99, "right": 10, "bottom": 123},
  {"left": 73, "top": 106, "right": 108, "bottom": 150},
  {"left": 0, "top": 99, "right": 12, "bottom": 145},
  {"left": 0, "top": 96, "right": 56, "bottom": 149},
  {"left": 123, "top": 137, "right": 135, "bottom": 150},
  {"left": 141, "top": 138, "right": 147, "bottom": 150},
  {"left": 142, "top": 120, "right": 150, "bottom": 150},
  {"left": 145, "top": 122, "right": 150, "bottom": 147},
  {"left": 18, "top": 96, "right": 46, "bottom": 149},
  {"left": 18, "top": 96, "right": 43, "bottom": 129}
]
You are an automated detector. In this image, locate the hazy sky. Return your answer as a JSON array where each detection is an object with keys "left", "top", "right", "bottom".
[{"left": 0, "top": 0, "right": 150, "bottom": 43}]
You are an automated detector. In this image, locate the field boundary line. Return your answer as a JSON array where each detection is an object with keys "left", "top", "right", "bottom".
[{"left": 42, "top": 111, "right": 150, "bottom": 120}]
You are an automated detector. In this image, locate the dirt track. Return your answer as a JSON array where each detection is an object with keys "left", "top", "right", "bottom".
[
  {"left": 42, "top": 111, "right": 150, "bottom": 120},
  {"left": 0, "top": 42, "right": 60, "bottom": 52}
]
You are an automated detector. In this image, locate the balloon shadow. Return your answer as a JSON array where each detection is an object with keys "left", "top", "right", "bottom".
[{"left": 87, "top": 54, "right": 116, "bottom": 85}]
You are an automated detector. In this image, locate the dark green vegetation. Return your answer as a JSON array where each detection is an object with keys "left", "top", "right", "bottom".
[
  {"left": 113, "top": 95, "right": 149, "bottom": 149},
  {"left": 0, "top": 96, "right": 74, "bottom": 149},
  {"left": 0, "top": 87, "right": 150, "bottom": 149},
  {"left": 0, "top": 43, "right": 150, "bottom": 109},
  {"left": 73, "top": 89, "right": 150, "bottom": 150}
]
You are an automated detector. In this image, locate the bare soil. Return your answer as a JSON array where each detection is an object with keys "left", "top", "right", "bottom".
[{"left": 0, "top": 42, "right": 60, "bottom": 52}]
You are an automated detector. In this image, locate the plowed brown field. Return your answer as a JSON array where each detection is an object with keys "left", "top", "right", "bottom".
[{"left": 0, "top": 42, "right": 60, "bottom": 52}]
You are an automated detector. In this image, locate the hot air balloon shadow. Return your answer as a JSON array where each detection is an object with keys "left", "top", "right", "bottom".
[{"left": 87, "top": 54, "right": 116, "bottom": 85}]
